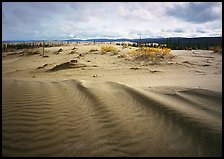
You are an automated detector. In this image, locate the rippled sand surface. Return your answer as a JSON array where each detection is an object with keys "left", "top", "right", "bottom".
[{"left": 2, "top": 79, "right": 222, "bottom": 157}]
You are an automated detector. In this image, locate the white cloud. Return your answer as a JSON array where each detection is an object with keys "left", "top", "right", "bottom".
[{"left": 2, "top": 2, "right": 222, "bottom": 41}]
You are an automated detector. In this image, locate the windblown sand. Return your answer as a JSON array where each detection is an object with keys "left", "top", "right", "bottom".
[{"left": 2, "top": 43, "right": 222, "bottom": 157}]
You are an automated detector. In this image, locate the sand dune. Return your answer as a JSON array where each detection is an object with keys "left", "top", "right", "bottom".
[
  {"left": 2, "top": 78, "right": 222, "bottom": 157},
  {"left": 2, "top": 45, "right": 222, "bottom": 156},
  {"left": 47, "top": 60, "right": 97, "bottom": 72}
]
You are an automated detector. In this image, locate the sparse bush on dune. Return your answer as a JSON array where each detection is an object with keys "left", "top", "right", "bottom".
[
  {"left": 129, "top": 47, "right": 173, "bottom": 64},
  {"left": 214, "top": 48, "right": 222, "bottom": 53},
  {"left": 69, "top": 50, "right": 76, "bottom": 54},
  {"left": 58, "top": 48, "right": 63, "bottom": 52},
  {"left": 122, "top": 44, "right": 129, "bottom": 49},
  {"left": 209, "top": 46, "right": 222, "bottom": 53},
  {"left": 101, "top": 45, "right": 119, "bottom": 55},
  {"left": 118, "top": 54, "right": 127, "bottom": 58},
  {"left": 72, "top": 47, "right": 77, "bottom": 50}
]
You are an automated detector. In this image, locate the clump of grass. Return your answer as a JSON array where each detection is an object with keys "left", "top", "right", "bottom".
[
  {"left": 129, "top": 47, "right": 173, "bottom": 64},
  {"left": 101, "top": 45, "right": 119, "bottom": 54}
]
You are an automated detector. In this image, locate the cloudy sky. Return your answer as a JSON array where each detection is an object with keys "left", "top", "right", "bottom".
[{"left": 2, "top": 2, "right": 222, "bottom": 41}]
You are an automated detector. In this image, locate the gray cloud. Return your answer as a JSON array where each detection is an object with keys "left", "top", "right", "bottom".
[
  {"left": 166, "top": 2, "right": 222, "bottom": 23},
  {"left": 173, "top": 28, "right": 184, "bottom": 33},
  {"left": 196, "top": 29, "right": 207, "bottom": 33},
  {"left": 163, "top": 28, "right": 185, "bottom": 33}
]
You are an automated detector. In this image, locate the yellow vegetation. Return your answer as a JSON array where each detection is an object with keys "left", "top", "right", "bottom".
[
  {"left": 130, "top": 47, "right": 171, "bottom": 56},
  {"left": 101, "top": 45, "right": 119, "bottom": 54},
  {"left": 129, "top": 47, "right": 172, "bottom": 64}
]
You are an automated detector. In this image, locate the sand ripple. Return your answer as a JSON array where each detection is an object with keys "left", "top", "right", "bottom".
[{"left": 2, "top": 79, "right": 222, "bottom": 157}]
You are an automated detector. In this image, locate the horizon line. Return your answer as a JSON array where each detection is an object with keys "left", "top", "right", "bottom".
[{"left": 2, "top": 36, "right": 222, "bottom": 42}]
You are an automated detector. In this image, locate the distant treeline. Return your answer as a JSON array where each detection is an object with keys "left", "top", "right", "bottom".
[
  {"left": 116, "top": 37, "right": 222, "bottom": 51},
  {"left": 137, "top": 37, "right": 222, "bottom": 50},
  {"left": 164, "top": 37, "right": 222, "bottom": 50},
  {"left": 2, "top": 41, "right": 67, "bottom": 52}
]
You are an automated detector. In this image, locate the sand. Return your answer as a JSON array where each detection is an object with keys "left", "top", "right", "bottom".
[{"left": 2, "top": 43, "right": 222, "bottom": 157}]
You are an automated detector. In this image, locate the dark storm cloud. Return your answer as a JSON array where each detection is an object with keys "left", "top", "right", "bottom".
[{"left": 166, "top": 2, "right": 221, "bottom": 23}]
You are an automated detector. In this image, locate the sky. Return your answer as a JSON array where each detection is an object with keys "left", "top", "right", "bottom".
[{"left": 2, "top": 2, "right": 222, "bottom": 41}]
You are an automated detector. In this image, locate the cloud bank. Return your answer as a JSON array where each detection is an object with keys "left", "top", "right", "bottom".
[{"left": 2, "top": 2, "right": 222, "bottom": 41}]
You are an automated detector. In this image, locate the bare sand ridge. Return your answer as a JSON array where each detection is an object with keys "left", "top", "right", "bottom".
[{"left": 2, "top": 43, "right": 222, "bottom": 156}]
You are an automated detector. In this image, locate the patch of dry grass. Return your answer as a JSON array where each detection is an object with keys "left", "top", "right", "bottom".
[
  {"left": 129, "top": 47, "right": 173, "bottom": 64},
  {"left": 101, "top": 45, "right": 119, "bottom": 54}
]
